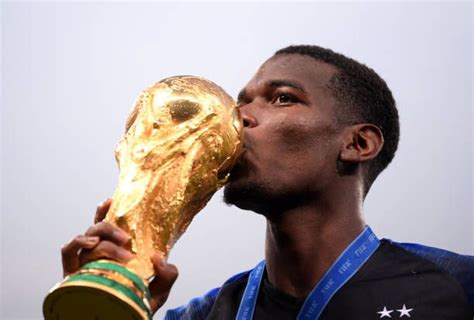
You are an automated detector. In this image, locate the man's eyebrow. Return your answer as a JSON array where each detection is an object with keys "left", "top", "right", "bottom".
[
  {"left": 237, "top": 79, "right": 307, "bottom": 103},
  {"left": 268, "top": 79, "right": 308, "bottom": 94}
]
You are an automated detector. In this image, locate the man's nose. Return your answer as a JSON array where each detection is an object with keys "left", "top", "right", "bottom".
[{"left": 239, "top": 104, "right": 258, "bottom": 128}]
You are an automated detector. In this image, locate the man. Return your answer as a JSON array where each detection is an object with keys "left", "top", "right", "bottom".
[{"left": 62, "top": 45, "right": 473, "bottom": 319}]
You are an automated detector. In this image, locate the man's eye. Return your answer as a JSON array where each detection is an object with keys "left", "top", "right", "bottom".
[{"left": 274, "top": 93, "right": 296, "bottom": 104}]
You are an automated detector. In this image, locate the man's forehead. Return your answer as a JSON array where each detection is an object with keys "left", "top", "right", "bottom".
[{"left": 247, "top": 54, "right": 337, "bottom": 90}]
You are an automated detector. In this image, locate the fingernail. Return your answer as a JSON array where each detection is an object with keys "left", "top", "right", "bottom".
[
  {"left": 152, "top": 254, "right": 165, "bottom": 268},
  {"left": 120, "top": 250, "right": 134, "bottom": 261},
  {"left": 157, "top": 255, "right": 168, "bottom": 268},
  {"left": 87, "top": 236, "right": 100, "bottom": 243}
]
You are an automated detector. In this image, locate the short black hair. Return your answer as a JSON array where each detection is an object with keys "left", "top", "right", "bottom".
[{"left": 275, "top": 45, "right": 400, "bottom": 193}]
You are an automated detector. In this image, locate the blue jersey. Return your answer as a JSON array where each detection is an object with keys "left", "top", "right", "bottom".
[{"left": 164, "top": 240, "right": 474, "bottom": 320}]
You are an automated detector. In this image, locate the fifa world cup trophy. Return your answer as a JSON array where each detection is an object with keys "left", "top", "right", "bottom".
[{"left": 43, "top": 76, "right": 243, "bottom": 320}]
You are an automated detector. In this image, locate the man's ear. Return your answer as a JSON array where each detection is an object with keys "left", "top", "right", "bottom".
[{"left": 339, "top": 124, "right": 384, "bottom": 163}]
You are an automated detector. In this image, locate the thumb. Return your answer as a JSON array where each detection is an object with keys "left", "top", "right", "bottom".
[
  {"left": 148, "top": 253, "right": 179, "bottom": 313},
  {"left": 94, "top": 198, "right": 112, "bottom": 223}
]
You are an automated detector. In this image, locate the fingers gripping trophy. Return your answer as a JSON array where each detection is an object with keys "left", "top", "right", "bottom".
[{"left": 43, "top": 76, "right": 243, "bottom": 320}]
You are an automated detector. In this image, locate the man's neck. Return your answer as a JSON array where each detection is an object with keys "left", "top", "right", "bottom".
[{"left": 264, "top": 198, "right": 365, "bottom": 299}]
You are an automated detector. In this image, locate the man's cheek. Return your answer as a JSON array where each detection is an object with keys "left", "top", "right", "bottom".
[{"left": 275, "top": 123, "right": 319, "bottom": 152}]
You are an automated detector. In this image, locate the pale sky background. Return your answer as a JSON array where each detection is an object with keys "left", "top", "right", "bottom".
[{"left": 1, "top": 1, "right": 473, "bottom": 319}]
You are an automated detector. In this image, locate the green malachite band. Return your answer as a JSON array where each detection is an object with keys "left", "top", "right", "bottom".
[
  {"left": 64, "top": 273, "right": 150, "bottom": 319},
  {"left": 81, "top": 261, "right": 151, "bottom": 300}
]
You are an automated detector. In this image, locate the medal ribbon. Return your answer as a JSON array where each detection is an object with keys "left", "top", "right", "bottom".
[{"left": 236, "top": 226, "right": 380, "bottom": 320}]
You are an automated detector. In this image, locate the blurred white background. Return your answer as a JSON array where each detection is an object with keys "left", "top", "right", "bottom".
[{"left": 1, "top": 1, "right": 472, "bottom": 319}]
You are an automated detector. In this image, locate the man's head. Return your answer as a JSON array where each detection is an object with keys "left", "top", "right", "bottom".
[{"left": 224, "top": 45, "right": 399, "bottom": 215}]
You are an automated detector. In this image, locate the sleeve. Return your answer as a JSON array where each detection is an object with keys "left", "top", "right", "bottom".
[
  {"left": 161, "top": 270, "right": 251, "bottom": 320},
  {"left": 162, "top": 287, "right": 220, "bottom": 320}
]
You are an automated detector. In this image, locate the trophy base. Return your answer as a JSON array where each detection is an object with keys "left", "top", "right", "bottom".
[{"left": 43, "top": 260, "right": 151, "bottom": 320}]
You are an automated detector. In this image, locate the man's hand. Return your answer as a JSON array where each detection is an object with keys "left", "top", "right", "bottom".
[{"left": 60, "top": 198, "right": 179, "bottom": 314}]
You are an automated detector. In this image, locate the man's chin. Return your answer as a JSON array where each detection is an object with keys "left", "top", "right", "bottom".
[
  {"left": 224, "top": 180, "right": 311, "bottom": 217},
  {"left": 223, "top": 180, "right": 281, "bottom": 215},
  {"left": 223, "top": 181, "right": 263, "bottom": 211}
]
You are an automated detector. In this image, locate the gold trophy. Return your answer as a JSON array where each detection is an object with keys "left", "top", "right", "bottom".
[{"left": 43, "top": 76, "right": 243, "bottom": 320}]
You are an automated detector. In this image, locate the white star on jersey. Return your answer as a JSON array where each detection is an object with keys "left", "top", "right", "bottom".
[
  {"left": 377, "top": 306, "right": 394, "bottom": 318},
  {"left": 397, "top": 304, "right": 414, "bottom": 317}
]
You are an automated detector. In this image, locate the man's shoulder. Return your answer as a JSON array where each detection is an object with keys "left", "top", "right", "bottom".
[
  {"left": 391, "top": 240, "right": 474, "bottom": 275},
  {"left": 326, "top": 239, "right": 473, "bottom": 319},
  {"left": 361, "top": 239, "right": 473, "bottom": 279},
  {"left": 384, "top": 239, "right": 474, "bottom": 305}
]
